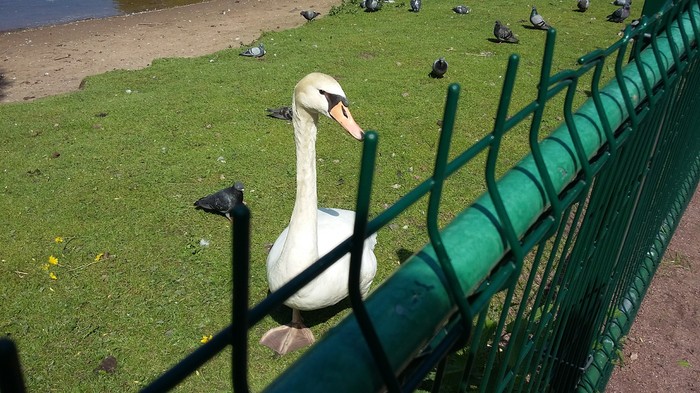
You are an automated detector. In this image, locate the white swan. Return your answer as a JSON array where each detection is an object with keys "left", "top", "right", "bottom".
[{"left": 260, "top": 73, "right": 378, "bottom": 355}]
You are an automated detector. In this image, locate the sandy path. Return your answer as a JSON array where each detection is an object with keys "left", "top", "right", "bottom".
[{"left": 0, "top": 0, "right": 339, "bottom": 103}]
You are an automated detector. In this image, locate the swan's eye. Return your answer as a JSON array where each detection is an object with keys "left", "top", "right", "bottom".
[{"left": 319, "top": 89, "right": 326, "bottom": 95}]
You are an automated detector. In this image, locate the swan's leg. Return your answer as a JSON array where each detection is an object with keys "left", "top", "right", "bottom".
[{"left": 259, "top": 309, "right": 315, "bottom": 355}]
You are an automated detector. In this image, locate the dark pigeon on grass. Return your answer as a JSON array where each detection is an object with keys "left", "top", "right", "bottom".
[
  {"left": 266, "top": 106, "right": 293, "bottom": 121},
  {"left": 494, "top": 20, "right": 519, "bottom": 43},
  {"left": 300, "top": 10, "right": 320, "bottom": 21},
  {"left": 453, "top": 5, "right": 471, "bottom": 14},
  {"left": 365, "top": 0, "right": 381, "bottom": 12},
  {"left": 240, "top": 44, "right": 265, "bottom": 58},
  {"left": 530, "top": 7, "right": 550, "bottom": 30},
  {"left": 607, "top": 3, "right": 631, "bottom": 23},
  {"left": 194, "top": 182, "right": 245, "bottom": 221},
  {"left": 410, "top": 0, "right": 421, "bottom": 12},
  {"left": 430, "top": 57, "right": 448, "bottom": 78},
  {"left": 577, "top": 0, "right": 590, "bottom": 12}
]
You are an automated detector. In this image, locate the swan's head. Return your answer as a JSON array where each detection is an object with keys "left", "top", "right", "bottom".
[{"left": 293, "top": 73, "right": 364, "bottom": 140}]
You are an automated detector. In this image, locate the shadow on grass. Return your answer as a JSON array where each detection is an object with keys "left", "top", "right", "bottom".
[
  {"left": 520, "top": 24, "right": 549, "bottom": 30},
  {"left": 268, "top": 297, "right": 354, "bottom": 328},
  {"left": 486, "top": 38, "right": 519, "bottom": 44},
  {"left": 397, "top": 248, "right": 417, "bottom": 264}
]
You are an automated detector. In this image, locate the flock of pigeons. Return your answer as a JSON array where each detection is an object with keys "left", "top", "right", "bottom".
[
  {"left": 493, "top": 0, "right": 634, "bottom": 44},
  {"left": 195, "top": 0, "right": 637, "bottom": 217},
  {"left": 240, "top": 0, "right": 636, "bottom": 79}
]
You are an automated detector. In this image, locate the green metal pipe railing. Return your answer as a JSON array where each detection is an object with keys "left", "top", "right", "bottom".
[{"left": 262, "top": 3, "right": 700, "bottom": 392}]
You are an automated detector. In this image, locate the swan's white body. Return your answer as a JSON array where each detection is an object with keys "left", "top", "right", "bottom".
[
  {"left": 267, "top": 207, "right": 377, "bottom": 310},
  {"left": 261, "top": 73, "right": 377, "bottom": 354}
]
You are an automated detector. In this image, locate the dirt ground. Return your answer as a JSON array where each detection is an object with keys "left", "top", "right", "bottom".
[
  {"left": 0, "top": 0, "right": 340, "bottom": 103},
  {"left": 1, "top": 0, "right": 698, "bottom": 390}
]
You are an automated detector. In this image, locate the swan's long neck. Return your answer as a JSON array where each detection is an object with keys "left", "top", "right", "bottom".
[{"left": 281, "top": 103, "right": 319, "bottom": 262}]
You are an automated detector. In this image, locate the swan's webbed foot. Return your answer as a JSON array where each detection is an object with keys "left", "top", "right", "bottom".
[{"left": 260, "top": 322, "right": 315, "bottom": 355}]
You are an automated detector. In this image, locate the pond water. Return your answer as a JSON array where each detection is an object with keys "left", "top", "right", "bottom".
[{"left": 0, "top": 0, "right": 208, "bottom": 32}]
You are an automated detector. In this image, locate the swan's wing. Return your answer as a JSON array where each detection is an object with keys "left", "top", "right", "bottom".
[{"left": 318, "top": 208, "right": 378, "bottom": 296}]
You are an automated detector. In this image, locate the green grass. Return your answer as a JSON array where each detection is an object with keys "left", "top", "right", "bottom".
[{"left": 1, "top": 0, "right": 631, "bottom": 390}]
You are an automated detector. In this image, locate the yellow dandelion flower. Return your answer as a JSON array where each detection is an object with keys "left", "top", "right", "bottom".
[
  {"left": 54, "top": 236, "right": 64, "bottom": 243},
  {"left": 200, "top": 335, "right": 212, "bottom": 344},
  {"left": 48, "top": 255, "right": 59, "bottom": 265},
  {"left": 95, "top": 252, "right": 105, "bottom": 262},
  {"left": 41, "top": 263, "right": 50, "bottom": 271},
  {"left": 49, "top": 272, "right": 58, "bottom": 280}
]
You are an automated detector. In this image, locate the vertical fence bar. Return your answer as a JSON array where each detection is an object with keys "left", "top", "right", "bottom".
[
  {"left": 346, "top": 131, "right": 402, "bottom": 392},
  {"left": 0, "top": 339, "right": 26, "bottom": 393},
  {"left": 231, "top": 204, "right": 251, "bottom": 393}
]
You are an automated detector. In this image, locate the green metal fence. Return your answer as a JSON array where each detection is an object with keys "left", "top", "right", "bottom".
[{"left": 2, "top": 0, "right": 699, "bottom": 391}]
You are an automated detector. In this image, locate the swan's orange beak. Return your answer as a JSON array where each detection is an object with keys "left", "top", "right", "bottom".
[{"left": 329, "top": 101, "right": 364, "bottom": 141}]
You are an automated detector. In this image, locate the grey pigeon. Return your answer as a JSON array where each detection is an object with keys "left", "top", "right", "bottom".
[
  {"left": 360, "top": 0, "right": 366, "bottom": 8},
  {"left": 266, "top": 106, "right": 293, "bottom": 121},
  {"left": 453, "top": 5, "right": 471, "bottom": 14},
  {"left": 300, "top": 10, "right": 320, "bottom": 21},
  {"left": 194, "top": 182, "right": 245, "bottom": 221},
  {"left": 529, "top": 7, "right": 550, "bottom": 30},
  {"left": 611, "top": 0, "right": 631, "bottom": 6},
  {"left": 577, "top": 0, "right": 590, "bottom": 12},
  {"left": 240, "top": 44, "right": 265, "bottom": 58},
  {"left": 410, "top": 0, "right": 421, "bottom": 12},
  {"left": 494, "top": 20, "right": 519, "bottom": 43},
  {"left": 365, "top": 0, "right": 381, "bottom": 11},
  {"left": 430, "top": 57, "right": 448, "bottom": 78},
  {"left": 607, "top": 3, "right": 631, "bottom": 22}
]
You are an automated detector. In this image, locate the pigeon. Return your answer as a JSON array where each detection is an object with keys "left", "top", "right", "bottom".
[
  {"left": 611, "top": 0, "right": 631, "bottom": 6},
  {"left": 360, "top": 0, "right": 366, "bottom": 8},
  {"left": 300, "top": 10, "right": 320, "bottom": 21},
  {"left": 430, "top": 57, "right": 448, "bottom": 78},
  {"left": 494, "top": 21, "right": 519, "bottom": 43},
  {"left": 410, "top": 0, "right": 421, "bottom": 12},
  {"left": 529, "top": 7, "right": 550, "bottom": 30},
  {"left": 240, "top": 44, "right": 265, "bottom": 58},
  {"left": 577, "top": 0, "right": 590, "bottom": 12},
  {"left": 266, "top": 106, "right": 293, "bottom": 121},
  {"left": 365, "top": 0, "right": 381, "bottom": 11},
  {"left": 607, "top": 3, "right": 631, "bottom": 23},
  {"left": 453, "top": 5, "right": 471, "bottom": 14},
  {"left": 194, "top": 182, "right": 245, "bottom": 221}
]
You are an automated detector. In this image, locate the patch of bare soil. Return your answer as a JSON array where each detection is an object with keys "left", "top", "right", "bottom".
[
  {"left": 606, "top": 186, "right": 700, "bottom": 392},
  {"left": 1, "top": 2, "right": 698, "bottom": 391},
  {"left": 0, "top": 0, "right": 340, "bottom": 103}
]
